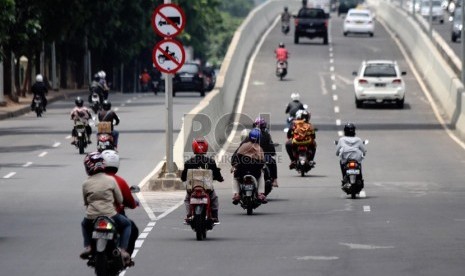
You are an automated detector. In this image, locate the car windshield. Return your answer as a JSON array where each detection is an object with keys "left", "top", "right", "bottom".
[
  {"left": 421, "top": 0, "right": 441, "bottom": 7},
  {"left": 349, "top": 12, "right": 370, "bottom": 17},
  {"left": 298, "top": 8, "right": 326, "bottom": 18},
  {"left": 178, "top": 64, "right": 199, "bottom": 74},
  {"left": 363, "top": 64, "right": 397, "bottom": 77}
]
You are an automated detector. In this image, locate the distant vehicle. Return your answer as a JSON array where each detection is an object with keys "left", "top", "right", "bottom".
[
  {"left": 352, "top": 60, "right": 407, "bottom": 108},
  {"left": 343, "top": 8, "right": 375, "bottom": 37},
  {"left": 338, "top": 0, "right": 359, "bottom": 16},
  {"left": 294, "top": 7, "right": 329, "bottom": 44},
  {"left": 420, "top": 0, "right": 445, "bottom": 23},
  {"left": 308, "top": 0, "right": 331, "bottom": 17},
  {"left": 202, "top": 66, "right": 217, "bottom": 91},
  {"left": 172, "top": 62, "right": 206, "bottom": 97},
  {"left": 451, "top": 8, "right": 462, "bottom": 42}
]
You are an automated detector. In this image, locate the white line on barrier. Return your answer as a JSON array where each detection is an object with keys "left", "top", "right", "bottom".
[
  {"left": 38, "top": 152, "right": 47, "bottom": 157},
  {"left": 380, "top": 17, "right": 465, "bottom": 151},
  {"left": 53, "top": 142, "right": 60, "bottom": 148},
  {"left": 3, "top": 172, "right": 16, "bottom": 179},
  {"left": 336, "top": 119, "right": 341, "bottom": 126},
  {"left": 23, "top": 162, "right": 33, "bottom": 167}
]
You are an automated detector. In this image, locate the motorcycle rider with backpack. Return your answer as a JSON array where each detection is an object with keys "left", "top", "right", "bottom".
[
  {"left": 89, "top": 73, "right": 105, "bottom": 104},
  {"left": 231, "top": 128, "right": 267, "bottom": 204},
  {"left": 252, "top": 117, "right": 279, "bottom": 188},
  {"left": 30, "top": 74, "right": 48, "bottom": 112},
  {"left": 98, "top": 100, "right": 120, "bottom": 149},
  {"left": 286, "top": 109, "right": 317, "bottom": 169},
  {"left": 79, "top": 152, "right": 132, "bottom": 265},
  {"left": 70, "top": 97, "right": 93, "bottom": 145},
  {"left": 336, "top": 123, "right": 367, "bottom": 188},
  {"left": 101, "top": 150, "right": 139, "bottom": 258},
  {"left": 181, "top": 138, "right": 224, "bottom": 224}
]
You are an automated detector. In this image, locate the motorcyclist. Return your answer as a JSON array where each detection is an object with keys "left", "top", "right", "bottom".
[
  {"left": 180, "top": 138, "right": 224, "bottom": 224},
  {"left": 31, "top": 74, "right": 48, "bottom": 112},
  {"left": 285, "top": 92, "right": 305, "bottom": 120},
  {"left": 98, "top": 100, "right": 120, "bottom": 149},
  {"left": 89, "top": 73, "right": 105, "bottom": 104},
  {"left": 336, "top": 123, "right": 367, "bottom": 187},
  {"left": 231, "top": 128, "right": 267, "bottom": 204},
  {"left": 275, "top": 42, "right": 289, "bottom": 63},
  {"left": 101, "top": 149, "right": 139, "bottom": 257},
  {"left": 79, "top": 151, "right": 132, "bottom": 265},
  {"left": 286, "top": 109, "right": 317, "bottom": 169},
  {"left": 252, "top": 117, "right": 279, "bottom": 188},
  {"left": 98, "top": 70, "right": 110, "bottom": 100},
  {"left": 281, "top": 6, "right": 292, "bottom": 23},
  {"left": 70, "top": 97, "right": 93, "bottom": 145}
]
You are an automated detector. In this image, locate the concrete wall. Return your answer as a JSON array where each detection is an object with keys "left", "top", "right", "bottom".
[
  {"left": 174, "top": 0, "right": 300, "bottom": 166},
  {"left": 368, "top": 0, "right": 465, "bottom": 137}
]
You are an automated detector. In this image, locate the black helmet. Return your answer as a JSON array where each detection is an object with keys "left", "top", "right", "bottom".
[
  {"left": 75, "top": 97, "right": 84, "bottom": 107},
  {"left": 102, "top": 100, "right": 111, "bottom": 111},
  {"left": 344, "top": 123, "right": 356, "bottom": 137},
  {"left": 93, "top": 73, "right": 100, "bottom": 81},
  {"left": 284, "top": 6, "right": 288, "bottom": 11},
  {"left": 279, "top": 42, "right": 285, "bottom": 48}
]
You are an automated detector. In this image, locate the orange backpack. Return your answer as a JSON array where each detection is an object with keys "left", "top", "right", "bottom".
[{"left": 292, "top": 120, "right": 314, "bottom": 144}]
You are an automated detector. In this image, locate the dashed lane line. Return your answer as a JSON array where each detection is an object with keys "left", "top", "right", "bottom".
[
  {"left": 3, "top": 172, "right": 16, "bottom": 179},
  {"left": 38, "top": 152, "right": 48, "bottom": 157}
]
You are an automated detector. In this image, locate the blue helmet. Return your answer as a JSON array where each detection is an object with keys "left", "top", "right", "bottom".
[{"left": 249, "top": 128, "right": 261, "bottom": 143}]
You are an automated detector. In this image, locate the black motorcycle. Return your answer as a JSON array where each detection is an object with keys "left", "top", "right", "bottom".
[
  {"left": 90, "top": 92, "right": 101, "bottom": 114},
  {"left": 238, "top": 174, "right": 262, "bottom": 215},
  {"left": 276, "top": 61, "right": 287, "bottom": 80},
  {"left": 74, "top": 121, "right": 89, "bottom": 154},
  {"left": 281, "top": 22, "right": 290, "bottom": 34},
  {"left": 335, "top": 140, "right": 368, "bottom": 199},
  {"left": 33, "top": 95, "right": 43, "bottom": 117},
  {"left": 294, "top": 145, "right": 315, "bottom": 177}
]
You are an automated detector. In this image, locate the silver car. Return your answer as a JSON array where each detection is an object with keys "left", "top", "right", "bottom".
[{"left": 353, "top": 60, "right": 407, "bottom": 108}]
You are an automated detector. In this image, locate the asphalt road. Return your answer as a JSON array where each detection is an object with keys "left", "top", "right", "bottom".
[{"left": 1, "top": 11, "right": 465, "bottom": 276}]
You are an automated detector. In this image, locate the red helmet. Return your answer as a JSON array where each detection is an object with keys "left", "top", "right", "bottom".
[{"left": 192, "top": 138, "right": 208, "bottom": 154}]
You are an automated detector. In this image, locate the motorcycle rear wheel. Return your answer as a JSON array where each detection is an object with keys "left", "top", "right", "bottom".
[
  {"left": 95, "top": 253, "right": 109, "bottom": 276},
  {"left": 193, "top": 214, "right": 205, "bottom": 241},
  {"left": 77, "top": 138, "right": 86, "bottom": 154}
]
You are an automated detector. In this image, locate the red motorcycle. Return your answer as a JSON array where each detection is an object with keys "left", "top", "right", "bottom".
[
  {"left": 293, "top": 145, "right": 315, "bottom": 177},
  {"left": 186, "top": 185, "right": 215, "bottom": 241}
]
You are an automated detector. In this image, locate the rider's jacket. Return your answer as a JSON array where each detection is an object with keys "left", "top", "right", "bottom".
[
  {"left": 71, "top": 106, "right": 92, "bottom": 124},
  {"left": 231, "top": 141, "right": 265, "bottom": 179},
  {"left": 32, "top": 81, "right": 48, "bottom": 99},
  {"left": 281, "top": 11, "right": 291, "bottom": 22},
  {"left": 180, "top": 155, "right": 224, "bottom": 183},
  {"left": 285, "top": 100, "right": 305, "bottom": 117},
  {"left": 275, "top": 48, "right": 289, "bottom": 62},
  {"left": 106, "top": 172, "right": 138, "bottom": 213},
  {"left": 336, "top": 136, "right": 367, "bottom": 163},
  {"left": 82, "top": 172, "right": 122, "bottom": 219}
]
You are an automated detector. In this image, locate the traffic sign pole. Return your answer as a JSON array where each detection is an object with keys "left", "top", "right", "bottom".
[{"left": 165, "top": 0, "right": 174, "bottom": 176}]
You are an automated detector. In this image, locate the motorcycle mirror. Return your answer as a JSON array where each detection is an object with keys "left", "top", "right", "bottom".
[
  {"left": 334, "top": 140, "right": 338, "bottom": 145},
  {"left": 130, "top": 185, "right": 141, "bottom": 193},
  {"left": 363, "top": 140, "right": 369, "bottom": 145},
  {"left": 303, "top": 104, "right": 308, "bottom": 109}
]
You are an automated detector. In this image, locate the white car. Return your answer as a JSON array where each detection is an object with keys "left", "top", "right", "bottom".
[
  {"left": 352, "top": 60, "right": 407, "bottom": 108},
  {"left": 420, "top": 0, "right": 445, "bottom": 23},
  {"left": 343, "top": 8, "right": 375, "bottom": 37}
]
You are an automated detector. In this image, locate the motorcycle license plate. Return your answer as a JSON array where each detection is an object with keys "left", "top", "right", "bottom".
[
  {"left": 241, "top": 184, "right": 255, "bottom": 191},
  {"left": 92, "top": 231, "right": 113, "bottom": 240},
  {"left": 347, "top": 169, "right": 360, "bottom": 175},
  {"left": 190, "top": 197, "right": 208, "bottom": 204}
]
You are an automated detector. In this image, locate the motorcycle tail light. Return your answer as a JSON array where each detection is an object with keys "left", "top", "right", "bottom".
[
  {"left": 348, "top": 162, "right": 357, "bottom": 169},
  {"left": 298, "top": 146, "right": 307, "bottom": 151},
  {"left": 96, "top": 219, "right": 112, "bottom": 230},
  {"left": 193, "top": 187, "right": 205, "bottom": 197}
]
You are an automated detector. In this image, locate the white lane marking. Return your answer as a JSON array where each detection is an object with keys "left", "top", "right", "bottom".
[
  {"left": 338, "top": 131, "right": 344, "bottom": 136},
  {"left": 363, "top": 205, "right": 371, "bottom": 212},
  {"left": 329, "top": 47, "right": 333, "bottom": 52},
  {"left": 135, "top": 239, "right": 145, "bottom": 248},
  {"left": 333, "top": 95, "right": 338, "bottom": 101},
  {"left": 332, "top": 84, "right": 337, "bottom": 90},
  {"left": 330, "top": 66, "right": 334, "bottom": 72},
  {"left": 359, "top": 190, "right": 367, "bottom": 198},
  {"left": 66, "top": 135, "right": 72, "bottom": 139},
  {"left": 329, "top": 52, "right": 334, "bottom": 57},
  {"left": 143, "top": 227, "right": 153, "bottom": 232},
  {"left": 320, "top": 74, "right": 328, "bottom": 95},
  {"left": 253, "top": 80, "right": 265, "bottom": 85},
  {"left": 53, "top": 142, "right": 60, "bottom": 148},
  {"left": 23, "top": 162, "right": 33, "bottom": 167},
  {"left": 330, "top": 58, "right": 334, "bottom": 63},
  {"left": 340, "top": 243, "right": 394, "bottom": 250},
  {"left": 147, "top": 222, "right": 156, "bottom": 227},
  {"left": 137, "top": 161, "right": 165, "bottom": 221},
  {"left": 3, "top": 172, "right": 16, "bottom": 179},
  {"left": 336, "top": 119, "right": 341, "bottom": 126},
  {"left": 380, "top": 17, "right": 465, "bottom": 151},
  {"left": 334, "top": 106, "right": 340, "bottom": 113},
  {"left": 295, "top": 256, "right": 339, "bottom": 261},
  {"left": 336, "top": 74, "right": 353, "bottom": 85},
  {"left": 331, "top": 74, "right": 336, "bottom": 81},
  {"left": 138, "top": 232, "right": 149, "bottom": 239},
  {"left": 38, "top": 152, "right": 48, "bottom": 157}
]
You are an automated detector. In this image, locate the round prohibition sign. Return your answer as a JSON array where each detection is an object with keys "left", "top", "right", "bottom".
[
  {"left": 152, "top": 39, "right": 186, "bottom": 74},
  {"left": 151, "top": 3, "right": 186, "bottom": 38}
]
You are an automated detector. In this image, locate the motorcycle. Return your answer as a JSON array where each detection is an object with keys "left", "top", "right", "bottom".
[
  {"left": 186, "top": 185, "right": 215, "bottom": 241},
  {"left": 90, "top": 92, "right": 101, "bottom": 114},
  {"left": 97, "top": 133, "right": 116, "bottom": 152},
  {"left": 33, "top": 95, "right": 43, "bottom": 117},
  {"left": 294, "top": 145, "right": 315, "bottom": 177},
  {"left": 335, "top": 140, "right": 368, "bottom": 199},
  {"left": 281, "top": 22, "right": 290, "bottom": 34},
  {"left": 276, "top": 60, "right": 287, "bottom": 80},
  {"left": 74, "top": 120, "right": 89, "bottom": 154},
  {"left": 83, "top": 185, "right": 140, "bottom": 276},
  {"left": 238, "top": 174, "right": 262, "bottom": 215}
]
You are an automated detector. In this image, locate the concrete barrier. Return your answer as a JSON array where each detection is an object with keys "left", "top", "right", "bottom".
[
  {"left": 177, "top": 0, "right": 301, "bottom": 164},
  {"left": 369, "top": 0, "right": 465, "bottom": 138}
]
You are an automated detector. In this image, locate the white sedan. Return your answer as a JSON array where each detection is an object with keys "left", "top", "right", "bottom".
[
  {"left": 353, "top": 60, "right": 407, "bottom": 108},
  {"left": 343, "top": 8, "right": 375, "bottom": 37}
]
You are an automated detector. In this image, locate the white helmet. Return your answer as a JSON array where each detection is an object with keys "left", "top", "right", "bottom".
[
  {"left": 240, "top": 128, "right": 250, "bottom": 142},
  {"left": 101, "top": 150, "right": 120, "bottom": 171},
  {"left": 97, "top": 71, "right": 105, "bottom": 79},
  {"left": 36, "top": 74, "right": 43, "bottom": 82},
  {"left": 291, "top": 92, "right": 300, "bottom": 101}
]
